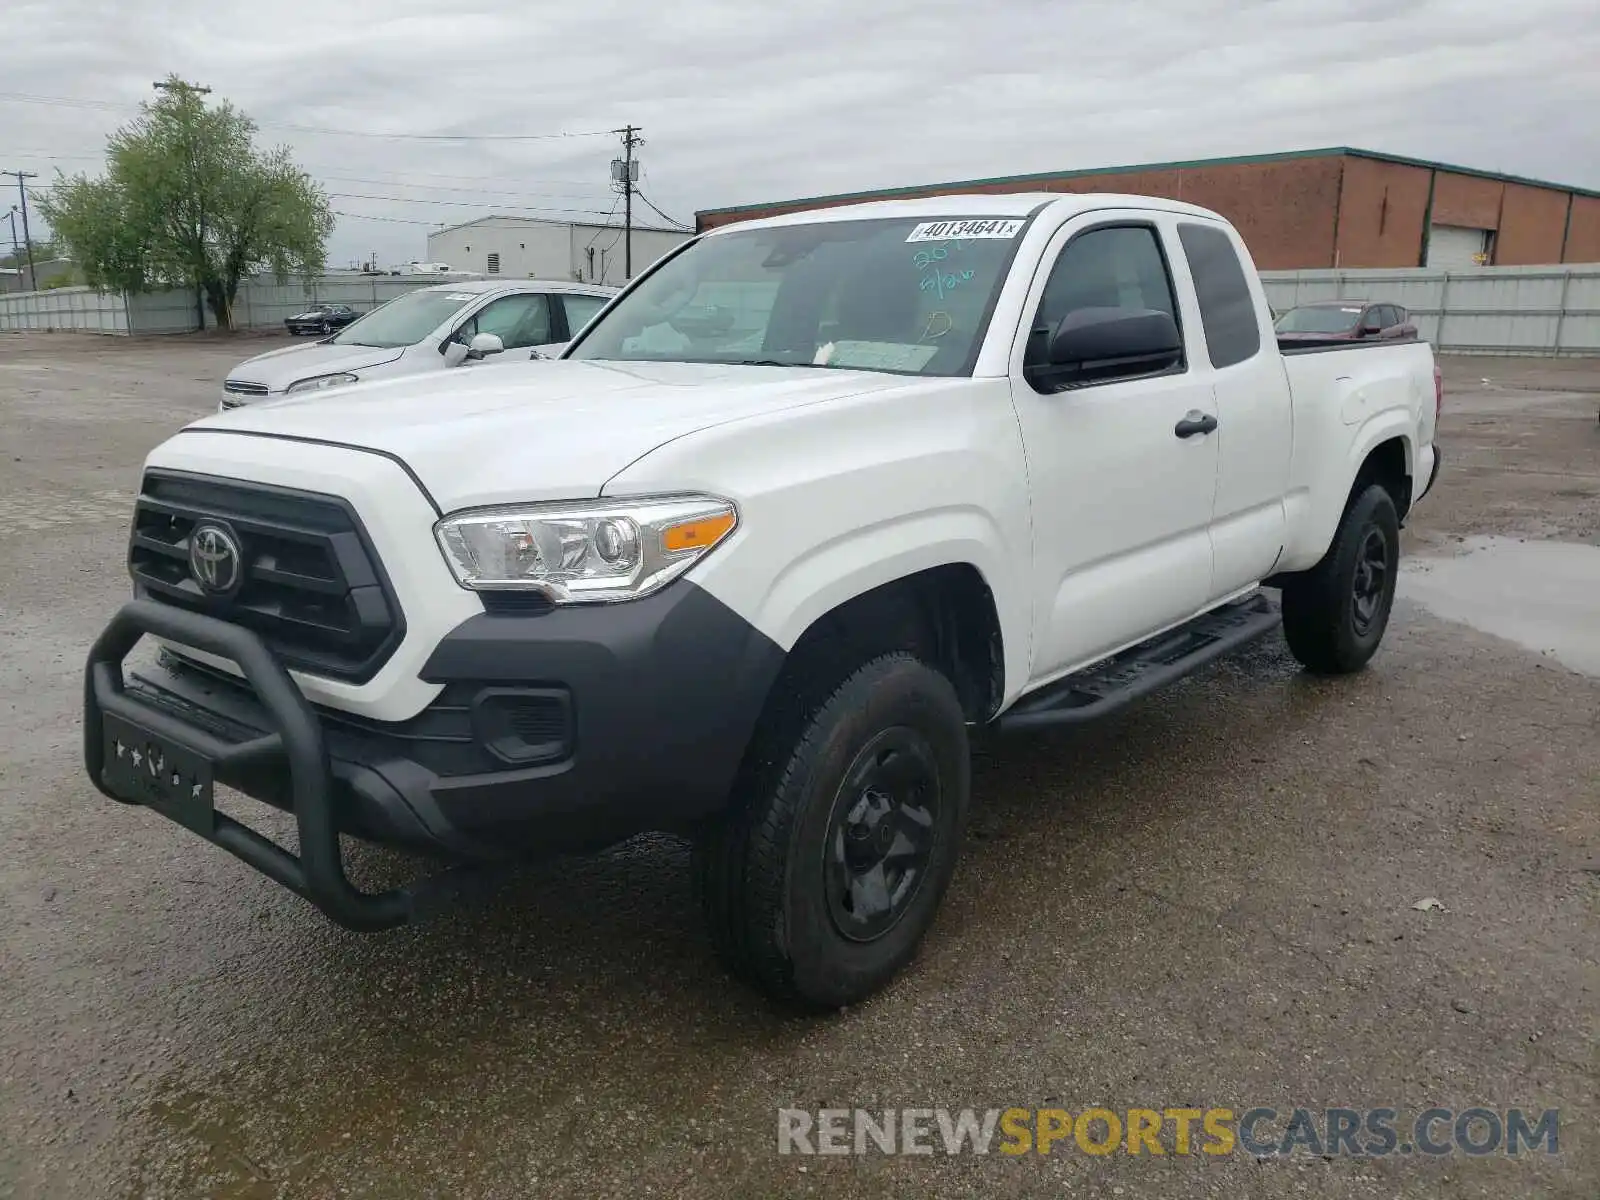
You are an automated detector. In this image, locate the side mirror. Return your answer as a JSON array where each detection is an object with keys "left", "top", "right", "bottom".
[
  {"left": 467, "top": 332, "right": 505, "bottom": 360},
  {"left": 1039, "top": 307, "right": 1182, "bottom": 384},
  {"left": 1359, "top": 324, "right": 1382, "bottom": 337}
]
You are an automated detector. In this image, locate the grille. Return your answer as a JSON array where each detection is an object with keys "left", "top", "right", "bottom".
[
  {"left": 128, "top": 471, "right": 405, "bottom": 683},
  {"left": 223, "top": 379, "right": 270, "bottom": 396}
]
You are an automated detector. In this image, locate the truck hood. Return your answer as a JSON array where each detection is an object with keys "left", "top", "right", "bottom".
[
  {"left": 186, "top": 359, "right": 911, "bottom": 510},
  {"left": 226, "top": 341, "right": 408, "bottom": 389}
]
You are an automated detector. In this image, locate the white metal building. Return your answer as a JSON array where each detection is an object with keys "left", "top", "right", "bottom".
[{"left": 425, "top": 216, "right": 691, "bottom": 287}]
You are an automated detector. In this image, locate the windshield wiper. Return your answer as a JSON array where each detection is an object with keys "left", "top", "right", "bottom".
[{"left": 729, "top": 359, "right": 832, "bottom": 368}]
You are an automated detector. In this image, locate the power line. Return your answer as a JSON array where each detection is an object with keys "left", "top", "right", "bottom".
[
  {"left": 309, "top": 163, "right": 599, "bottom": 186},
  {"left": 579, "top": 194, "right": 624, "bottom": 284},
  {"left": 267, "top": 122, "right": 613, "bottom": 142},
  {"left": 0, "top": 91, "right": 127, "bottom": 112},
  {"left": 0, "top": 89, "right": 616, "bottom": 143},
  {"left": 318, "top": 173, "right": 598, "bottom": 195},
  {"left": 635, "top": 189, "right": 693, "bottom": 232},
  {"left": 320, "top": 176, "right": 608, "bottom": 200},
  {"left": 0, "top": 149, "right": 102, "bottom": 162},
  {"left": 8, "top": 155, "right": 619, "bottom": 196},
  {"left": 332, "top": 210, "right": 441, "bottom": 226},
  {"left": 333, "top": 211, "right": 634, "bottom": 232},
  {"left": 582, "top": 195, "right": 623, "bottom": 249},
  {"left": 326, "top": 192, "right": 614, "bottom": 217}
]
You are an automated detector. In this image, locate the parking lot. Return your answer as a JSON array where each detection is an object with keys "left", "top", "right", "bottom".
[{"left": 1, "top": 332, "right": 1596, "bottom": 1198}]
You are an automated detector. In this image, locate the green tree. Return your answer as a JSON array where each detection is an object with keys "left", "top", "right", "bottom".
[{"left": 37, "top": 76, "right": 332, "bottom": 329}]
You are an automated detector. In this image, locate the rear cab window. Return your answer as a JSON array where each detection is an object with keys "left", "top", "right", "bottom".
[{"left": 1176, "top": 222, "right": 1262, "bottom": 368}]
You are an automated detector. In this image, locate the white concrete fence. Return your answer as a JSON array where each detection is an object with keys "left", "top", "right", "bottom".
[
  {"left": 0, "top": 274, "right": 478, "bottom": 336},
  {"left": 5, "top": 265, "right": 1600, "bottom": 357}
]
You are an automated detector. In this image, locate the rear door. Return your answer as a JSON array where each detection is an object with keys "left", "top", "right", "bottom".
[
  {"left": 561, "top": 292, "right": 610, "bottom": 338},
  {"left": 1174, "top": 219, "right": 1292, "bottom": 597},
  {"left": 1007, "top": 214, "right": 1220, "bottom": 680},
  {"left": 543, "top": 292, "right": 612, "bottom": 357}
]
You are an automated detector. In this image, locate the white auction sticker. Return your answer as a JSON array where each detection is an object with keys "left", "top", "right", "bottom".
[{"left": 905, "top": 219, "right": 1024, "bottom": 243}]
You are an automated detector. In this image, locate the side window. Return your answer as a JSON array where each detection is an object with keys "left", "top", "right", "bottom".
[
  {"left": 562, "top": 294, "right": 608, "bottom": 335},
  {"left": 458, "top": 294, "right": 552, "bottom": 350},
  {"left": 1025, "top": 224, "right": 1182, "bottom": 388},
  {"left": 1176, "top": 222, "right": 1262, "bottom": 369}
]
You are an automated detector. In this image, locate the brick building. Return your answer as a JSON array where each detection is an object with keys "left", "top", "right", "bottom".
[{"left": 695, "top": 147, "right": 1600, "bottom": 270}]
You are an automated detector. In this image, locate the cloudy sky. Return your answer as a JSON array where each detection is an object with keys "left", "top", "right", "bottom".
[{"left": 5, "top": 0, "right": 1597, "bottom": 268}]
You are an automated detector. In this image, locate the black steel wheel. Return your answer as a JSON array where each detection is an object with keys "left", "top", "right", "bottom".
[
  {"left": 1282, "top": 482, "right": 1400, "bottom": 674},
  {"left": 1350, "top": 527, "right": 1390, "bottom": 637},
  {"left": 694, "top": 652, "right": 969, "bottom": 1010},
  {"left": 822, "top": 728, "right": 942, "bottom": 943}
]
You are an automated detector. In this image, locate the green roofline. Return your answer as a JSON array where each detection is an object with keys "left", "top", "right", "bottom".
[{"left": 695, "top": 146, "right": 1600, "bottom": 222}]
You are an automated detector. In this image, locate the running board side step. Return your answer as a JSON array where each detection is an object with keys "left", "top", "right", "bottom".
[{"left": 997, "top": 591, "right": 1281, "bottom": 732}]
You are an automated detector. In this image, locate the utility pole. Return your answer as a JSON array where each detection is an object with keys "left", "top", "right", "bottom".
[
  {"left": 4, "top": 208, "right": 20, "bottom": 293},
  {"left": 612, "top": 125, "right": 643, "bottom": 279},
  {"left": 2, "top": 173, "right": 38, "bottom": 291},
  {"left": 153, "top": 78, "right": 212, "bottom": 329}
]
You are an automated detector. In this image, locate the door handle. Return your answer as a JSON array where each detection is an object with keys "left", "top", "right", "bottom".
[{"left": 1174, "top": 411, "right": 1218, "bottom": 438}]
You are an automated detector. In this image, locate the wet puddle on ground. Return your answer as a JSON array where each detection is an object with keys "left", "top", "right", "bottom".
[{"left": 1400, "top": 536, "right": 1600, "bottom": 677}]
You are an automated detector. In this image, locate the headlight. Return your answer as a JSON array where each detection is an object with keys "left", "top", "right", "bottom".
[
  {"left": 285, "top": 372, "right": 358, "bottom": 394},
  {"left": 434, "top": 494, "right": 738, "bottom": 603}
]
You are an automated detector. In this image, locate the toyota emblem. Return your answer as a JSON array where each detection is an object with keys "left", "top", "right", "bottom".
[{"left": 189, "top": 522, "right": 244, "bottom": 595}]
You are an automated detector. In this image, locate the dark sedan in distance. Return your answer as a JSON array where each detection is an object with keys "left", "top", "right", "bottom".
[
  {"left": 284, "top": 303, "right": 360, "bottom": 336},
  {"left": 1275, "top": 300, "right": 1417, "bottom": 343}
]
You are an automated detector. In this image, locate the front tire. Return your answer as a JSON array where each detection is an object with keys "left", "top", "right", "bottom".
[
  {"left": 1281, "top": 483, "right": 1400, "bottom": 674},
  {"left": 695, "top": 653, "right": 970, "bottom": 1010}
]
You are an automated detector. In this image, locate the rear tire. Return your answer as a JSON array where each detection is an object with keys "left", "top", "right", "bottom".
[
  {"left": 1281, "top": 483, "right": 1400, "bottom": 674},
  {"left": 694, "top": 652, "right": 969, "bottom": 1010}
]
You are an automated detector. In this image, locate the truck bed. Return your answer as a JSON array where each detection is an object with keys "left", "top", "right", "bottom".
[{"left": 1277, "top": 335, "right": 1425, "bottom": 355}]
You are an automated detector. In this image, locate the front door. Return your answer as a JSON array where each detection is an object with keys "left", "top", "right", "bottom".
[{"left": 1007, "top": 216, "right": 1220, "bottom": 684}]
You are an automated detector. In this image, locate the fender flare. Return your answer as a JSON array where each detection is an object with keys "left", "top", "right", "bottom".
[{"left": 722, "top": 506, "right": 1030, "bottom": 700}]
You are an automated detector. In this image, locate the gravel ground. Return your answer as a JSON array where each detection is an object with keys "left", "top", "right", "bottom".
[{"left": 1, "top": 333, "right": 1596, "bottom": 1199}]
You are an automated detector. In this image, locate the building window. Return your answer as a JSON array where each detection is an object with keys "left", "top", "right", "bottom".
[{"left": 487, "top": 252, "right": 501, "bottom": 274}]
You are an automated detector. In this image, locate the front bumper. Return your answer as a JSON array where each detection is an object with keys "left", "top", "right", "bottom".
[{"left": 83, "top": 583, "right": 784, "bottom": 930}]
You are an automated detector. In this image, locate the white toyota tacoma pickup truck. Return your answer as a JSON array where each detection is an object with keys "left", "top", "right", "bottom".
[{"left": 84, "top": 193, "right": 1442, "bottom": 1010}]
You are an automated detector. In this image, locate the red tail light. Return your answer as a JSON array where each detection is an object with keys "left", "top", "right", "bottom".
[{"left": 1433, "top": 364, "right": 1443, "bottom": 422}]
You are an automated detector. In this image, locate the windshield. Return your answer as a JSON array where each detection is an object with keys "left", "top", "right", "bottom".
[
  {"left": 1276, "top": 305, "right": 1362, "bottom": 333},
  {"left": 330, "top": 289, "right": 478, "bottom": 348},
  {"left": 565, "top": 215, "right": 1030, "bottom": 375}
]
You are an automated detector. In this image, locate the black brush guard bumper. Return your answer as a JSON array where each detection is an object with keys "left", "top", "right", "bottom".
[{"left": 84, "top": 599, "right": 503, "bottom": 931}]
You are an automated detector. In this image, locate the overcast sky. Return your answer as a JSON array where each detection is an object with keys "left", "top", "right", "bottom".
[{"left": 5, "top": 0, "right": 1597, "bottom": 269}]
